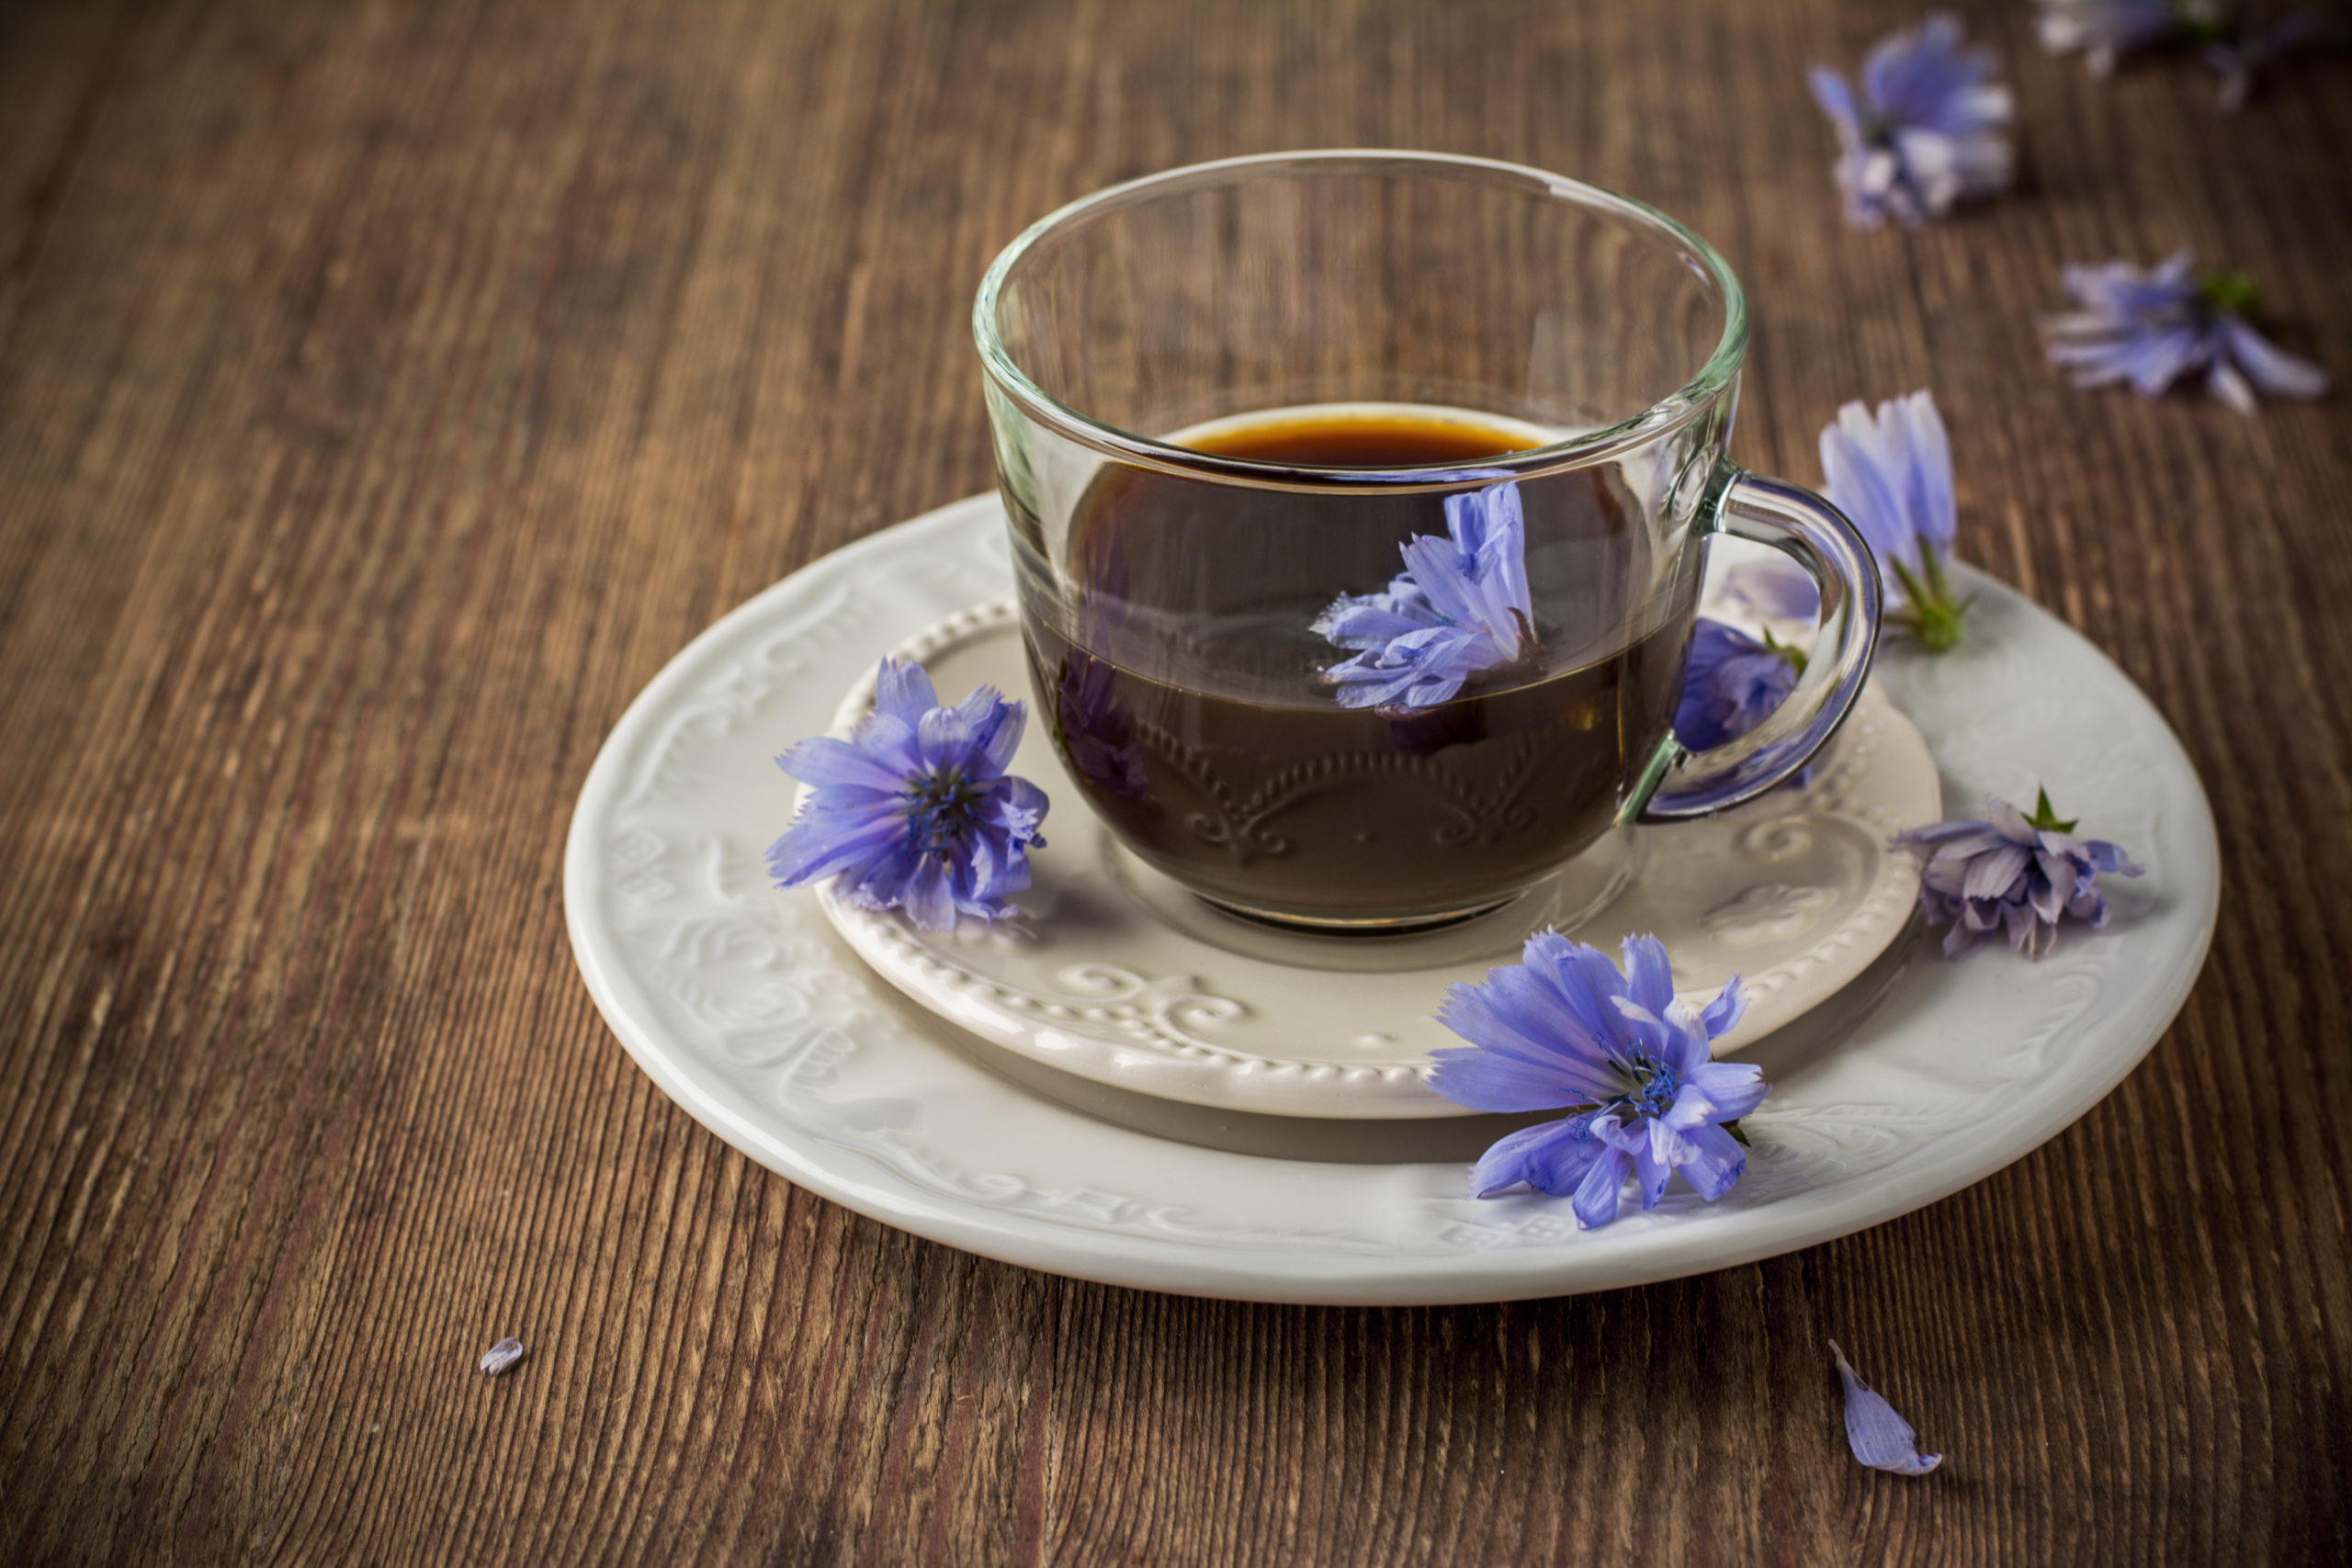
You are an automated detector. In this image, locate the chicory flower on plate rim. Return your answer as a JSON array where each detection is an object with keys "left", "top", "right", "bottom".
[
  {"left": 1893, "top": 788, "right": 2143, "bottom": 960},
  {"left": 1429, "top": 931, "right": 1768, "bottom": 1229}
]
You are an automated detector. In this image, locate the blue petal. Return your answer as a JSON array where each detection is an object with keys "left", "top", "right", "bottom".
[
  {"left": 857, "top": 712, "right": 926, "bottom": 776},
  {"left": 2080, "top": 838, "right": 2143, "bottom": 876},
  {"left": 1820, "top": 403, "right": 1918, "bottom": 575},
  {"left": 1674, "top": 1120, "right": 1747, "bottom": 1201},
  {"left": 974, "top": 701, "right": 1026, "bottom": 779},
  {"left": 1893, "top": 391, "right": 1956, "bottom": 549},
  {"left": 916, "top": 706, "right": 975, "bottom": 772},
  {"left": 1429, "top": 1039, "right": 1611, "bottom": 1113},
  {"left": 1961, "top": 841, "right": 2030, "bottom": 901},
  {"left": 1571, "top": 1142, "right": 1631, "bottom": 1229},
  {"left": 1687, "top": 1060, "right": 1769, "bottom": 1122},
  {"left": 1807, "top": 65, "right": 1860, "bottom": 137},
  {"left": 1620, "top": 934, "right": 1677, "bottom": 1016},
  {"left": 768, "top": 805, "right": 911, "bottom": 886},
  {"left": 1432, "top": 988, "right": 1618, "bottom": 1104},
  {"left": 1483, "top": 958, "right": 1615, "bottom": 1058},
  {"left": 873, "top": 659, "right": 939, "bottom": 725},
  {"left": 1699, "top": 976, "right": 1747, "bottom": 1039},
  {"left": 2222, "top": 317, "right": 2329, "bottom": 400},
  {"left": 1629, "top": 1139, "right": 1673, "bottom": 1210},
  {"left": 777, "top": 735, "right": 907, "bottom": 793},
  {"left": 902, "top": 855, "right": 957, "bottom": 931},
  {"left": 1830, "top": 1342, "right": 1943, "bottom": 1475},
  {"left": 1521, "top": 931, "right": 1630, "bottom": 1049},
  {"left": 1470, "top": 1115, "right": 1608, "bottom": 1199}
]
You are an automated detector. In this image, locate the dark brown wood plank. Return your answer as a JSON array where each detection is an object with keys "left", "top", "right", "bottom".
[{"left": 0, "top": 1, "right": 2346, "bottom": 1562}]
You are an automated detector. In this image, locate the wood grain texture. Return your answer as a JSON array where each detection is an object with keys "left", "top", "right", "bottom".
[{"left": 1, "top": 2, "right": 2346, "bottom": 1562}]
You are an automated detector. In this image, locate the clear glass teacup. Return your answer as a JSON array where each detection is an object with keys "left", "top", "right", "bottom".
[{"left": 975, "top": 151, "right": 1880, "bottom": 932}]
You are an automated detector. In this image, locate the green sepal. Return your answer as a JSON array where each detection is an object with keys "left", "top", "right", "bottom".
[
  {"left": 1888, "top": 545, "right": 1970, "bottom": 654},
  {"left": 1760, "top": 626, "right": 1809, "bottom": 674},
  {"left": 2024, "top": 786, "right": 2079, "bottom": 835},
  {"left": 2198, "top": 269, "right": 2260, "bottom": 318}
]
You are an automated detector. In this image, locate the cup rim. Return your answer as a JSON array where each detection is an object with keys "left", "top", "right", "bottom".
[{"left": 973, "top": 149, "right": 1749, "bottom": 489}]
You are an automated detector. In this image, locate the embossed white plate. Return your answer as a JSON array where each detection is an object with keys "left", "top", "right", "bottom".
[
  {"left": 811, "top": 599, "right": 1939, "bottom": 1117},
  {"left": 565, "top": 494, "right": 2219, "bottom": 1303}
]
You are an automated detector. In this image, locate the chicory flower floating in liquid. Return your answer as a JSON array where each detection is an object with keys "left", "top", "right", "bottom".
[
  {"left": 1429, "top": 931, "right": 1768, "bottom": 1229},
  {"left": 770, "top": 658, "right": 1048, "bottom": 931},
  {"left": 1053, "top": 651, "right": 1149, "bottom": 800},
  {"left": 1808, "top": 11, "right": 2015, "bottom": 229},
  {"left": 2043, "top": 251, "right": 2330, "bottom": 413},
  {"left": 1893, "top": 789, "right": 2143, "bottom": 960},
  {"left": 1819, "top": 389, "right": 1970, "bottom": 652},
  {"left": 1315, "top": 479, "right": 1539, "bottom": 711}
]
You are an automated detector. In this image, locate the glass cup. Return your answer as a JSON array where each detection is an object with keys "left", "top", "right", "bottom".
[{"left": 974, "top": 151, "right": 1880, "bottom": 932}]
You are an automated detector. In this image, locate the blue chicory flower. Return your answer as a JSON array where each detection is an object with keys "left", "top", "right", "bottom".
[
  {"left": 1429, "top": 931, "right": 1767, "bottom": 1228},
  {"left": 1830, "top": 1341, "right": 1943, "bottom": 1475},
  {"left": 2044, "top": 251, "right": 2330, "bottom": 413},
  {"left": 770, "top": 659, "right": 1048, "bottom": 931},
  {"left": 2035, "top": 0, "right": 2208, "bottom": 74},
  {"left": 1675, "top": 618, "right": 1804, "bottom": 751},
  {"left": 1315, "top": 480, "right": 1539, "bottom": 711},
  {"left": 2206, "top": 10, "right": 2346, "bottom": 107},
  {"left": 1808, "top": 12, "right": 2015, "bottom": 229},
  {"left": 1819, "top": 389, "right": 1970, "bottom": 652},
  {"left": 1892, "top": 789, "right": 2143, "bottom": 960}
]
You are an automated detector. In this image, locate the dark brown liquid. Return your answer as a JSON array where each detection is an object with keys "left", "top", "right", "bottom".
[{"left": 1022, "top": 408, "right": 1694, "bottom": 926}]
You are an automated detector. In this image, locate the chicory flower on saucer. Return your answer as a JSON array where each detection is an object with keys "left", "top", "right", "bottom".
[
  {"left": 1676, "top": 618, "right": 1804, "bottom": 750},
  {"left": 1892, "top": 789, "right": 2143, "bottom": 960},
  {"left": 1808, "top": 12, "right": 2015, "bottom": 229},
  {"left": 2044, "top": 251, "right": 2330, "bottom": 412},
  {"left": 1830, "top": 1341, "right": 1943, "bottom": 1475},
  {"left": 1429, "top": 931, "right": 1768, "bottom": 1229},
  {"left": 1315, "top": 480, "right": 1539, "bottom": 711},
  {"left": 1820, "top": 389, "right": 1970, "bottom": 652},
  {"left": 769, "top": 658, "right": 1048, "bottom": 931}
]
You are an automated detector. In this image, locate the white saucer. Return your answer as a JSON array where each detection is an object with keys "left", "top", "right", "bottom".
[
  {"left": 564, "top": 493, "right": 2219, "bottom": 1304},
  {"left": 810, "top": 598, "right": 1939, "bottom": 1118}
]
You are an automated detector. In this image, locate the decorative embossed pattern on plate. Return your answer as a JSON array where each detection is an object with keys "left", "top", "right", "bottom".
[{"left": 566, "top": 494, "right": 2218, "bottom": 1302}]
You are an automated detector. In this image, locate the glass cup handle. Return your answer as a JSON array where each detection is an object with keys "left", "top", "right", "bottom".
[{"left": 1621, "top": 464, "right": 1883, "bottom": 822}]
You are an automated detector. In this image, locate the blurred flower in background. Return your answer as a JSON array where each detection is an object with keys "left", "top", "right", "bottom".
[
  {"left": 1809, "top": 12, "right": 2015, "bottom": 228},
  {"left": 2043, "top": 252, "right": 2329, "bottom": 412},
  {"left": 2037, "top": 0, "right": 2345, "bottom": 109}
]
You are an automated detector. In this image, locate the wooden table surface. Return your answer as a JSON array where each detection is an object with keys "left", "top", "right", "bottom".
[{"left": 4, "top": 2, "right": 2347, "bottom": 1562}]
